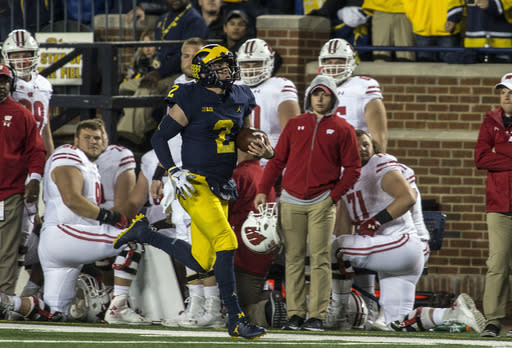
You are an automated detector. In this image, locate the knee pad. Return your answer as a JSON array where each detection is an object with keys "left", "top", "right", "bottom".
[{"left": 113, "top": 243, "right": 144, "bottom": 280}]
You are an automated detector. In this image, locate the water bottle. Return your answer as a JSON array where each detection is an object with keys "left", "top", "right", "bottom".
[{"left": 433, "top": 323, "right": 470, "bottom": 332}]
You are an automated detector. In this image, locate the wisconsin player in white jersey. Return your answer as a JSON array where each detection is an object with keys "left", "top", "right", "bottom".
[
  {"left": 2, "top": 29, "right": 54, "bottom": 154},
  {"left": 237, "top": 38, "right": 300, "bottom": 164},
  {"left": 38, "top": 120, "right": 149, "bottom": 324},
  {"left": 318, "top": 38, "right": 387, "bottom": 151},
  {"left": 333, "top": 130, "right": 424, "bottom": 328}
]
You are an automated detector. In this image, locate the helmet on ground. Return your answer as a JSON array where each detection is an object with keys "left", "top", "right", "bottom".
[
  {"left": 341, "top": 291, "right": 368, "bottom": 330},
  {"left": 318, "top": 38, "right": 357, "bottom": 84},
  {"left": 237, "top": 38, "right": 274, "bottom": 86},
  {"left": 241, "top": 202, "right": 280, "bottom": 254},
  {"left": 69, "top": 273, "right": 111, "bottom": 323},
  {"left": 2, "top": 29, "right": 39, "bottom": 78},
  {"left": 191, "top": 44, "right": 240, "bottom": 90}
]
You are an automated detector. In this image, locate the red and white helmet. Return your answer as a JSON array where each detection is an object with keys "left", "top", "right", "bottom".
[
  {"left": 336, "top": 291, "right": 368, "bottom": 330},
  {"left": 241, "top": 202, "right": 280, "bottom": 254},
  {"left": 69, "top": 273, "right": 111, "bottom": 323},
  {"left": 2, "top": 29, "right": 40, "bottom": 78},
  {"left": 318, "top": 38, "right": 357, "bottom": 84},
  {"left": 237, "top": 38, "right": 274, "bottom": 86}
]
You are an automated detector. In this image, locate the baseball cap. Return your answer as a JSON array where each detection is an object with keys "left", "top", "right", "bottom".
[
  {"left": 495, "top": 73, "right": 512, "bottom": 90},
  {"left": 311, "top": 84, "right": 333, "bottom": 95},
  {"left": 0, "top": 64, "right": 13, "bottom": 79},
  {"left": 224, "top": 9, "right": 249, "bottom": 26}
]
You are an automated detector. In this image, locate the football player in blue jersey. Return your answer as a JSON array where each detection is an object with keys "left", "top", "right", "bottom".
[{"left": 113, "top": 44, "right": 274, "bottom": 339}]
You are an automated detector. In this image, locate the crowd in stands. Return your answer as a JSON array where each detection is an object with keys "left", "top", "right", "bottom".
[{"left": 1, "top": 0, "right": 512, "bottom": 341}]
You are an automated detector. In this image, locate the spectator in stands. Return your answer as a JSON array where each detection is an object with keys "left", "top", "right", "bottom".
[
  {"left": 404, "top": 0, "right": 462, "bottom": 63},
  {"left": 475, "top": 73, "right": 512, "bottom": 338},
  {"left": 198, "top": 0, "right": 225, "bottom": 40},
  {"left": 229, "top": 149, "right": 286, "bottom": 329},
  {"left": 362, "top": 0, "right": 415, "bottom": 61},
  {"left": 116, "top": 0, "right": 208, "bottom": 146},
  {"left": 255, "top": 75, "right": 361, "bottom": 332},
  {"left": 119, "top": 30, "right": 157, "bottom": 90},
  {"left": 0, "top": 64, "right": 46, "bottom": 296},
  {"left": 446, "top": 0, "right": 512, "bottom": 63},
  {"left": 221, "top": 9, "right": 252, "bottom": 55}
]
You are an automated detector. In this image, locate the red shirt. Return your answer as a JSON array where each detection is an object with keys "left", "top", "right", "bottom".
[
  {"left": 0, "top": 96, "right": 46, "bottom": 200},
  {"left": 229, "top": 159, "right": 276, "bottom": 277},
  {"left": 258, "top": 112, "right": 361, "bottom": 202},
  {"left": 474, "top": 107, "right": 512, "bottom": 212}
]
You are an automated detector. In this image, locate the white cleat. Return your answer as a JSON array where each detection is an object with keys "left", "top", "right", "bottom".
[
  {"left": 162, "top": 296, "right": 204, "bottom": 328},
  {"left": 442, "top": 293, "right": 486, "bottom": 333},
  {"left": 324, "top": 298, "right": 345, "bottom": 329},
  {"left": 0, "top": 291, "right": 14, "bottom": 319},
  {"left": 104, "top": 294, "right": 151, "bottom": 325},
  {"left": 191, "top": 296, "right": 225, "bottom": 328}
]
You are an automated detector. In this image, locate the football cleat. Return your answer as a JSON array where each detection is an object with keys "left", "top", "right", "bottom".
[
  {"left": 113, "top": 214, "right": 148, "bottom": 249},
  {"left": 324, "top": 297, "right": 345, "bottom": 329},
  {"left": 104, "top": 294, "right": 151, "bottom": 325},
  {"left": 229, "top": 313, "right": 266, "bottom": 339},
  {"left": 269, "top": 291, "right": 287, "bottom": 329},
  {"left": 442, "top": 293, "right": 485, "bottom": 333},
  {"left": 185, "top": 296, "right": 225, "bottom": 328},
  {"left": 0, "top": 292, "right": 15, "bottom": 319}
]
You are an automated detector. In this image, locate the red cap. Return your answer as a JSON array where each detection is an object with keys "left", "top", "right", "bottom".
[
  {"left": 0, "top": 64, "right": 13, "bottom": 79},
  {"left": 311, "top": 84, "right": 332, "bottom": 95}
]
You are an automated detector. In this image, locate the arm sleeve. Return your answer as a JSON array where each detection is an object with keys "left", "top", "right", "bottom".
[{"left": 151, "top": 114, "right": 183, "bottom": 170}]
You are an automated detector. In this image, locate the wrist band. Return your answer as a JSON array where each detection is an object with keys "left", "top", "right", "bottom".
[
  {"left": 152, "top": 166, "right": 166, "bottom": 180},
  {"left": 374, "top": 209, "right": 393, "bottom": 225}
]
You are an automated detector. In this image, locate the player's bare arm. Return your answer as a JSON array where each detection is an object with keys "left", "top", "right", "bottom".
[
  {"left": 380, "top": 170, "right": 417, "bottom": 219},
  {"left": 42, "top": 123, "right": 55, "bottom": 156},
  {"left": 51, "top": 165, "right": 101, "bottom": 219},
  {"left": 364, "top": 98, "right": 387, "bottom": 152},
  {"left": 113, "top": 169, "right": 137, "bottom": 216},
  {"left": 124, "top": 171, "right": 151, "bottom": 220},
  {"left": 333, "top": 199, "right": 353, "bottom": 236},
  {"left": 277, "top": 99, "right": 301, "bottom": 130}
]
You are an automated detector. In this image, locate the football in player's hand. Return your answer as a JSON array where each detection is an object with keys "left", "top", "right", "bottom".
[{"left": 236, "top": 127, "right": 268, "bottom": 152}]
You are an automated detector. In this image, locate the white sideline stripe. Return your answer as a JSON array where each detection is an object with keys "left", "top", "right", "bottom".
[{"left": 0, "top": 323, "right": 511, "bottom": 346}]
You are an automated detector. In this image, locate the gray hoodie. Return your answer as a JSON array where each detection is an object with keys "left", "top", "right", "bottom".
[{"left": 304, "top": 75, "right": 339, "bottom": 115}]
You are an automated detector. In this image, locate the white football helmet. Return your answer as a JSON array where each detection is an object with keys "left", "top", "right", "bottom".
[
  {"left": 2, "top": 29, "right": 40, "bottom": 78},
  {"left": 237, "top": 38, "right": 274, "bottom": 86},
  {"left": 340, "top": 291, "right": 368, "bottom": 330},
  {"left": 241, "top": 202, "right": 280, "bottom": 254},
  {"left": 69, "top": 274, "right": 111, "bottom": 323},
  {"left": 318, "top": 38, "right": 357, "bottom": 84}
]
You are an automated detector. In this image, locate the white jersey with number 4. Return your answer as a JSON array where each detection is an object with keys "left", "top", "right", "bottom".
[
  {"left": 334, "top": 75, "right": 382, "bottom": 132},
  {"left": 95, "top": 145, "right": 136, "bottom": 210},
  {"left": 43, "top": 144, "right": 101, "bottom": 226},
  {"left": 12, "top": 72, "right": 53, "bottom": 134},
  {"left": 249, "top": 77, "right": 298, "bottom": 148},
  {"left": 342, "top": 153, "right": 417, "bottom": 236}
]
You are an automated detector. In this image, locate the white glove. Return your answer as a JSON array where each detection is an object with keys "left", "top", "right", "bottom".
[
  {"left": 337, "top": 6, "right": 369, "bottom": 28},
  {"left": 169, "top": 167, "right": 196, "bottom": 199},
  {"left": 160, "top": 180, "right": 176, "bottom": 214}
]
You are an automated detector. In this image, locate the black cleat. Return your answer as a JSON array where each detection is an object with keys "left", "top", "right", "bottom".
[
  {"left": 229, "top": 314, "right": 266, "bottom": 340},
  {"left": 113, "top": 214, "right": 148, "bottom": 249}
]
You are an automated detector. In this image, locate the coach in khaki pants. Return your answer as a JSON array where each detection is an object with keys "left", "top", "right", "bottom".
[{"left": 255, "top": 75, "right": 361, "bottom": 331}]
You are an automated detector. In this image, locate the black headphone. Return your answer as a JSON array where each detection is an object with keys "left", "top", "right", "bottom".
[{"left": 7, "top": 65, "right": 16, "bottom": 93}]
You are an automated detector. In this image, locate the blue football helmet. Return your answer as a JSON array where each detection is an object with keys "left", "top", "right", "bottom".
[{"left": 191, "top": 44, "right": 240, "bottom": 90}]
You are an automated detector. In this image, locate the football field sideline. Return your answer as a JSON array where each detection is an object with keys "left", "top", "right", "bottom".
[{"left": 0, "top": 322, "right": 509, "bottom": 347}]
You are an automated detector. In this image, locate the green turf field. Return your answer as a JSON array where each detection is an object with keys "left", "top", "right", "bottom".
[{"left": 0, "top": 322, "right": 510, "bottom": 348}]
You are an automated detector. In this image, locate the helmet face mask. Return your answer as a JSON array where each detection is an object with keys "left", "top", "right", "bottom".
[
  {"left": 241, "top": 202, "right": 280, "bottom": 254},
  {"left": 191, "top": 44, "right": 240, "bottom": 90},
  {"left": 318, "top": 39, "right": 357, "bottom": 84},
  {"left": 2, "top": 29, "right": 39, "bottom": 78},
  {"left": 237, "top": 38, "right": 274, "bottom": 86},
  {"left": 69, "top": 274, "right": 111, "bottom": 323}
]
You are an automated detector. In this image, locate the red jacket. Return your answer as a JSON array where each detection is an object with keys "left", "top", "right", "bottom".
[
  {"left": 258, "top": 112, "right": 361, "bottom": 202},
  {"left": 229, "top": 159, "right": 276, "bottom": 277},
  {"left": 474, "top": 107, "right": 512, "bottom": 212},
  {"left": 0, "top": 96, "right": 46, "bottom": 200}
]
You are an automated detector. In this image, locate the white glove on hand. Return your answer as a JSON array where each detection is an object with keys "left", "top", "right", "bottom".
[
  {"left": 337, "top": 6, "right": 369, "bottom": 28},
  {"left": 169, "top": 167, "right": 196, "bottom": 199},
  {"left": 161, "top": 180, "right": 176, "bottom": 214}
]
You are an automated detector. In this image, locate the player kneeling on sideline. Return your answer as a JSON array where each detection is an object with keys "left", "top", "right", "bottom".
[{"left": 38, "top": 120, "right": 149, "bottom": 324}]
